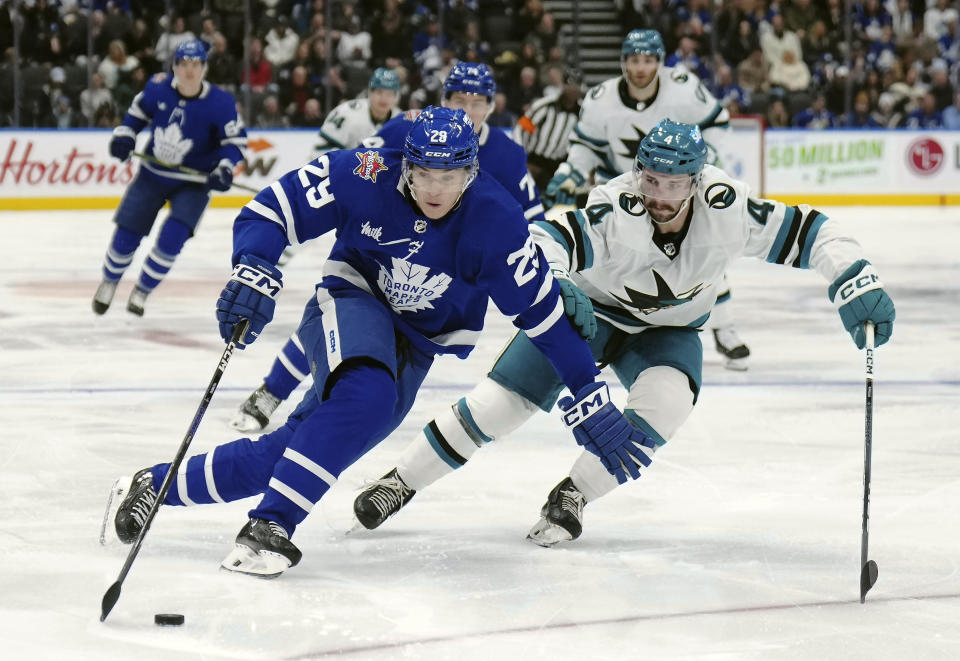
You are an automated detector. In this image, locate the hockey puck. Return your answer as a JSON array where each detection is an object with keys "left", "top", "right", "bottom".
[{"left": 154, "top": 613, "right": 185, "bottom": 626}]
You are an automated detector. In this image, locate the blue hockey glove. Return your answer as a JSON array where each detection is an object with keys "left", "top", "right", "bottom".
[
  {"left": 558, "top": 382, "right": 657, "bottom": 484},
  {"left": 828, "top": 259, "right": 895, "bottom": 349},
  {"left": 109, "top": 133, "right": 135, "bottom": 162},
  {"left": 552, "top": 267, "right": 596, "bottom": 340},
  {"left": 544, "top": 163, "right": 585, "bottom": 208},
  {"left": 207, "top": 159, "right": 235, "bottom": 192},
  {"left": 216, "top": 254, "right": 283, "bottom": 346}
]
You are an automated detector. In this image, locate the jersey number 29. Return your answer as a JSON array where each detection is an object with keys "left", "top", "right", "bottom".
[{"left": 298, "top": 155, "right": 335, "bottom": 209}]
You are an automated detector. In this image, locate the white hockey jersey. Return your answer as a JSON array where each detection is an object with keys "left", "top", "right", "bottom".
[
  {"left": 313, "top": 97, "right": 401, "bottom": 159},
  {"left": 568, "top": 69, "right": 730, "bottom": 182},
  {"left": 531, "top": 165, "right": 865, "bottom": 333}
]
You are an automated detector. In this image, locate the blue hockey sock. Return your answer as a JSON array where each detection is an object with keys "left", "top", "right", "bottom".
[
  {"left": 102, "top": 226, "right": 141, "bottom": 283},
  {"left": 137, "top": 217, "right": 190, "bottom": 292},
  {"left": 263, "top": 336, "right": 311, "bottom": 400},
  {"left": 251, "top": 364, "right": 398, "bottom": 535}
]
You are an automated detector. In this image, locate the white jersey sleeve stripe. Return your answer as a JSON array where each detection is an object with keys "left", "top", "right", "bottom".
[
  {"left": 270, "top": 181, "right": 301, "bottom": 245},
  {"left": 523, "top": 298, "right": 565, "bottom": 338},
  {"left": 244, "top": 199, "right": 285, "bottom": 230}
]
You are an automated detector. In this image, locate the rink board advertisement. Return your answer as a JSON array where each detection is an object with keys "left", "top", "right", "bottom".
[
  {"left": 2, "top": 128, "right": 959, "bottom": 209},
  {"left": 764, "top": 129, "right": 960, "bottom": 204}
]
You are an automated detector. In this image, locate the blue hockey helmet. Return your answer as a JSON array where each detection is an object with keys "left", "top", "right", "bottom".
[
  {"left": 443, "top": 62, "right": 496, "bottom": 99},
  {"left": 636, "top": 119, "right": 707, "bottom": 177},
  {"left": 621, "top": 29, "right": 665, "bottom": 60},
  {"left": 369, "top": 67, "right": 400, "bottom": 92},
  {"left": 403, "top": 106, "right": 479, "bottom": 170},
  {"left": 174, "top": 39, "right": 209, "bottom": 64}
]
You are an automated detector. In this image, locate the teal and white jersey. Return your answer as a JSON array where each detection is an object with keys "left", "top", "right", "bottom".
[
  {"left": 568, "top": 69, "right": 729, "bottom": 183},
  {"left": 312, "top": 98, "right": 401, "bottom": 159},
  {"left": 531, "top": 165, "right": 865, "bottom": 333}
]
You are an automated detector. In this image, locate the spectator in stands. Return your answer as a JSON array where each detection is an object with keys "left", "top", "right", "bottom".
[
  {"left": 243, "top": 37, "right": 274, "bottom": 95},
  {"left": 514, "top": 0, "right": 545, "bottom": 42},
  {"left": 265, "top": 16, "right": 300, "bottom": 70},
  {"left": 929, "top": 61, "right": 954, "bottom": 109},
  {"left": 80, "top": 71, "right": 113, "bottom": 124},
  {"left": 337, "top": 15, "right": 372, "bottom": 66},
  {"left": 508, "top": 65, "right": 543, "bottom": 116},
  {"left": 256, "top": 94, "right": 289, "bottom": 128},
  {"left": 102, "top": 5, "right": 134, "bottom": 50},
  {"left": 867, "top": 24, "right": 898, "bottom": 71},
  {"left": 48, "top": 94, "right": 79, "bottom": 129},
  {"left": 841, "top": 90, "right": 881, "bottom": 126},
  {"left": 126, "top": 18, "right": 159, "bottom": 75},
  {"left": 155, "top": 15, "right": 197, "bottom": 66},
  {"left": 872, "top": 91, "right": 902, "bottom": 126},
  {"left": 620, "top": 0, "right": 674, "bottom": 50},
  {"left": 114, "top": 65, "right": 146, "bottom": 114},
  {"left": 762, "top": 12, "right": 812, "bottom": 92},
  {"left": 487, "top": 91, "right": 518, "bottom": 128},
  {"left": 906, "top": 91, "right": 944, "bottom": 126},
  {"left": 737, "top": 47, "right": 771, "bottom": 95},
  {"left": 925, "top": 0, "right": 958, "bottom": 39},
  {"left": 280, "top": 65, "right": 321, "bottom": 119},
  {"left": 44, "top": 66, "right": 68, "bottom": 116},
  {"left": 889, "top": 0, "right": 916, "bottom": 44},
  {"left": 207, "top": 33, "right": 239, "bottom": 92},
  {"left": 794, "top": 90, "right": 839, "bottom": 127},
  {"left": 666, "top": 35, "right": 712, "bottom": 81},
  {"left": 371, "top": 0, "right": 411, "bottom": 65},
  {"left": 413, "top": 14, "right": 450, "bottom": 93},
  {"left": 722, "top": 18, "right": 761, "bottom": 67},
  {"left": 290, "top": 97, "right": 325, "bottom": 127},
  {"left": 942, "top": 90, "right": 960, "bottom": 128},
  {"left": 766, "top": 96, "right": 791, "bottom": 127},
  {"left": 199, "top": 15, "right": 219, "bottom": 50},
  {"left": 854, "top": 0, "right": 893, "bottom": 42},
  {"left": 532, "top": 12, "right": 559, "bottom": 54},
  {"left": 803, "top": 20, "right": 839, "bottom": 68},
  {"left": 456, "top": 20, "right": 490, "bottom": 63},
  {"left": 99, "top": 39, "right": 140, "bottom": 93},
  {"left": 784, "top": 0, "right": 820, "bottom": 40},
  {"left": 713, "top": 63, "right": 751, "bottom": 113}
]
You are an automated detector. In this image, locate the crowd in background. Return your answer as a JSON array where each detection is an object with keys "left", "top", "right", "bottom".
[{"left": 1, "top": 0, "right": 959, "bottom": 130}]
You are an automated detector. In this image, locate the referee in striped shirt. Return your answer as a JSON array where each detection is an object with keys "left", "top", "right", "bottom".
[{"left": 512, "top": 73, "right": 583, "bottom": 194}]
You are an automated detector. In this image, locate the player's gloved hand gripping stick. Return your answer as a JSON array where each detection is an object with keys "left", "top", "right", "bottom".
[{"left": 133, "top": 151, "right": 260, "bottom": 194}]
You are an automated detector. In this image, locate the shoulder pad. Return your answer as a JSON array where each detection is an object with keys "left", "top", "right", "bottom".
[
  {"left": 151, "top": 72, "right": 169, "bottom": 84},
  {"left": 670, "top": 69, "right": 689, "bottom": 83}
]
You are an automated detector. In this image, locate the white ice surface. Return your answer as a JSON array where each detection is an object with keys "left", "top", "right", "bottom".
[{"left": 0, "top": 206, "right": 958, "bottom": 660}]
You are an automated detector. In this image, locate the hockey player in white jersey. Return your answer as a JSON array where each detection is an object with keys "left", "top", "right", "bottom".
[
  {"left": 545, "top": 29, "right": 751, "bottom": 370},
  {"left": 352, "top": 119, "right": 896, "bottom": 547},
  {"left": 311, "top": 67, "right": 401, "bottom": 159}
]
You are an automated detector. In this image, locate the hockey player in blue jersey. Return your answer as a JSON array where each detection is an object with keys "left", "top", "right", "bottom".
[
  {"left": 104, "top": 107, "right": 645, "bottom": 577},
  {"left": 350, "top": 118, "right": 897, "bottom": 547},
  {"left": 229, "top": 61, "right": 545, "bottom": 432},
  {"left": 92, "top": 39, "right": 247, "bottom": 316}
]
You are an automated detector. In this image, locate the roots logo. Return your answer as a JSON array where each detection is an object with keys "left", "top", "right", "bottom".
[{"left": 906, "top": 138, "right": 944, "bottom": 175}]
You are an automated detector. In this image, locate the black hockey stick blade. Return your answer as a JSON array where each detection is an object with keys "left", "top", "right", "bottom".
[
  {"left": 100, "top": 580, "right": 121, "bottom": 621},
  {"left": 859, "top": 560, "right": 879, "bottom": 603}
]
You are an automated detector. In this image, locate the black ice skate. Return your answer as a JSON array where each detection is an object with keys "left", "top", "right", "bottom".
[
  {"left": 526, "top": 477, "right": 586, "bottom": 548},
  {"left": 220, "top": 518, "right": 302, "bottom": 579},
  {"left": 92, "top": 280, "right": 118, "bottom": 315},
  {"left": 126, "top": 286, "right": 149, "bottom": 316},
  {"left": 352, "top": 468, "right": 416, "bottom": 530},
  {"left": 230, "top": 384, "right": 282, "bottom": 432},
  {"left": 102, "top": 468, "right": 158, "bottom": 545},
  {"left": 712, "top": 327, "right": 750, "bottom": 371}
]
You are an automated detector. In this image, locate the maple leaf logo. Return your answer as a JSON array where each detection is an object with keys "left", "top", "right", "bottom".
[
  {"left": 353, "top": 150, "right": 389, "bottom": 182},
  {"left": 151, "top": 123, "right": 193, "bottom": 165},
  {"left": 377, "top": 257, "right": 451, "bottom": 313}
]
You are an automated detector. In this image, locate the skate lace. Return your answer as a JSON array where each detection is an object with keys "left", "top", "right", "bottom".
[
  {"left": 559, "top": 488, "right": 585, "bottom": 520},
  {"left": 366, "top": 477, "right": 412, "bottom": 519},
  {"left": 252, "top": 387, "right": 281, "bottom": 414},
  {"left": 267, "top": 521, "right": 289, "bottom": 540},
  {"left": 130, "top": 479, "right": 158, "bottom": 528}
]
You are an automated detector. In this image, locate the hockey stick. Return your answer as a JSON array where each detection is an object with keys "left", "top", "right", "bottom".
[
  {"left": 133, "top": 151, "right": 260, "bottom": 194},
  {"left": 100, "top": 320, "right": 249, "bottom": 622},
  {"left": 859, "top": 321, "right": 879, "bottom": 603}
]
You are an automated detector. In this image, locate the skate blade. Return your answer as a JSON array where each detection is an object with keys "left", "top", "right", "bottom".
[
  {"left": 525, "top": 518, "right": 573, "bottom": 548},
  {"left": 220, "top": 544, "right": 289, "bottom": 579},
  {"left": 229, "top": 413, "right": 266, "bottom": 433},
  {"left": 345, "top": 519, "right": 374, "bottom": 536},
  {"left": 99, "top": 476, "right": 129, "bottom": 546},
  {"left": 723, "top": 357, "right": 749, "bottom": 371}
]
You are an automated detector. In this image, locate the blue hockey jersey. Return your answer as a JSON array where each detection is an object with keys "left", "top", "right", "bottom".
[
  {"left": 371, "top": 110, "right": 545, "bottom": 221},
  {"left": 232, "top": 147, "right": 597, "bottom": 392},
  {"left": 115, "top": 74, "right": 246, "bottom": 182}
]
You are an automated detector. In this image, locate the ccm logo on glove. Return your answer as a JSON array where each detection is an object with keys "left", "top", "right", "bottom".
[
  {"left": 230, "top": 265, "right": 281, "bottom": 298},
  {"left": 836, "top": 266, "right": 882, "bottom": 303},
  {"left": 561, "top": 384, "right": 611, "bottom": 428}
]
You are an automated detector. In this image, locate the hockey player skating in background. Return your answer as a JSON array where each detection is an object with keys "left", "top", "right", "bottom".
[
  {"left": 351, "top": 119, "right": 896, "bottom": 547},
  {"left": 311, "top": 67, "right": 402, "bottom": 160},
  {"left": 104, "top": 108, "right": 644, "bottom": 577},
  {"left": 92, "top": 39, "right": 246, "bottom": 316},
  {"left": 544, "top": 29, "right": 751, "bottom": 370},
  {"left": 229, "top": 61, "right": 546, "bottom": 432}
]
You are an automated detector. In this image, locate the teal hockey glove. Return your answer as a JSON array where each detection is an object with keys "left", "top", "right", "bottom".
[
  {"left": 828, "top": 259, "right": 895, "bottom": 349},
  {"left": 553, "top": 267, "right": 596, "bottom": 340},
  {"left": 544, "top": 163, "right": 585, "bottom": 208}
]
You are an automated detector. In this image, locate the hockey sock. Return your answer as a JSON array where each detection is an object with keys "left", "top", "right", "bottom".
[
  {"left": 263, "top": 334, "right": 311, "bottom": 400},
  {"left": 137, "top": 217, "right": 191, "bottom": 292},
  {"left": 708, "top": 273, "right": 735, "bottom": 329},
  {"left": 397, "top": 378, "right": 539, "bottom": 490},
  {"left": 101, "top": 226, "right": 141, "bottom": 283},
  {"left": 252, "top": 364, "right": 398, "bottom": 534}
]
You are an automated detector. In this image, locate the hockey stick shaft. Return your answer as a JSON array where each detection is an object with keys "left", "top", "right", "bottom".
[
  {"left": 860, "top": 322, "right": 878, "bottom": 603},
  {"left": 133, "top": 152, "right": 260, "bottom": 194},
  {"left": 100, "top": 320, "right": 249, "bottom": 622}
]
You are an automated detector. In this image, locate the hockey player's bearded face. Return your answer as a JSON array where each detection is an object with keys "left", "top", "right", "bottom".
[
  {"left": 443, "top": 92, "right": 493, "bottom": 130},
  {"left": 369, "top": 88, "right": 398, "bottom": 121},
  {"left": 405, "top": 164, "right": 474, "bottom": 219},
  {"left": 636, "top": 169, "right": 696, "bottom": 224},
  {"left": 622, "top": 54, "right": 660, "bottom": 90}
]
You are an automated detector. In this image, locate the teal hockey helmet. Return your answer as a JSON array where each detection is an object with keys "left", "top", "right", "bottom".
[
  {"left": 621, "top": 29, "right": 665, "bottom": 60},
  {"left": 369, "top": 67, "right": 400, "bottom": 92},
  {"left": 636, "top": 119, "right": 707, "bottom": 176}
]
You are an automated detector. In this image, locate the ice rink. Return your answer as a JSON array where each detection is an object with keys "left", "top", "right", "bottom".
[{"left": 1, "top": 205, "right": 958, "bottom": 660}]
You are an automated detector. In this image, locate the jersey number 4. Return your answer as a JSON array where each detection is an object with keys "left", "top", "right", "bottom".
[{"left": 298, "top": 155, "right": 336, "bottom": 209}]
